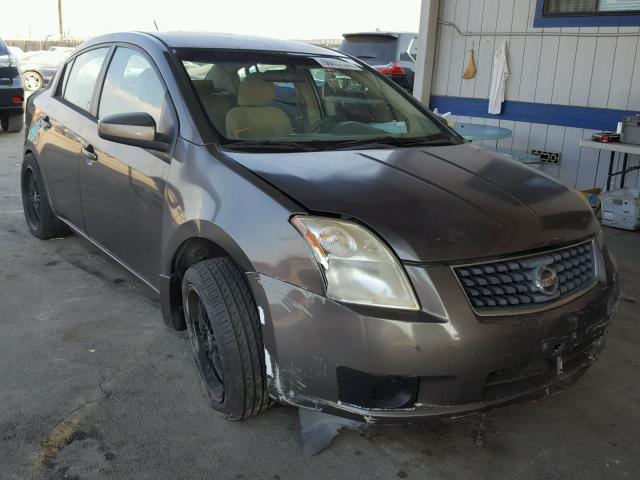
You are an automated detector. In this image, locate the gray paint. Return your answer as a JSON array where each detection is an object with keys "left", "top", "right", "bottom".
[{"left": 23, "top": 31, "right": 618, "bottom": 422}]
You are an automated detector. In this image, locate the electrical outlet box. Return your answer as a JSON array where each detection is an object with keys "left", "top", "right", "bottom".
[{"left": 531, "top": 150, "right": 561, "bottom": 164}]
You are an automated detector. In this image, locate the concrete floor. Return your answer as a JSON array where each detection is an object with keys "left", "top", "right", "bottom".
[{"left": 1, "top": 130, "right": 639, "bottom": 480}]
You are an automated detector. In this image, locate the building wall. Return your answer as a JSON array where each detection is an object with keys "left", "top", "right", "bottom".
[{"left": 430, "top": 0, "right": 640, "bottom": 190}]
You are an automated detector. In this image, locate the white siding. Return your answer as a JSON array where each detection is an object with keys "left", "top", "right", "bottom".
[{"left": 431, "top": 0, "right": 640, "bottom": 189}]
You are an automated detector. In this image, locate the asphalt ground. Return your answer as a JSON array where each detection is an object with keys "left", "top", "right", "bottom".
[{"left": 1, "top": 129, "right": 639, "bottom": 479}]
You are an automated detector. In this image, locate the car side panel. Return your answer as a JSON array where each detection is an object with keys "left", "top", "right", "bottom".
[
  {"left": 28, "top": 94, "right": 86, "bottom": 229},
  {"left": 80, "top": 131, "right": 169, "bottom": 283}
]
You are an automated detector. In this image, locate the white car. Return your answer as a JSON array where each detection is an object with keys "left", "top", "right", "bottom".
[{"left": 7, "top": 46, "right": 25, "bottom": 59}]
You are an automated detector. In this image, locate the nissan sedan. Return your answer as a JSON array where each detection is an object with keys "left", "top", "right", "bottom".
[{"left": 22, "top": 32, "right": 619, "bottom": 422}]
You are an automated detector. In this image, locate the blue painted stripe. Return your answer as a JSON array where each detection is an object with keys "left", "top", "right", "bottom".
[
  {"left": 533, "top": 0, "right": 640, "bottom": 27},
  {"left": 429, "top": 96, "right": 640, "bottom": 131}
]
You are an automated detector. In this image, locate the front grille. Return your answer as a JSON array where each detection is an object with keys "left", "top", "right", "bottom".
[{"left": 454, "top": 240, "right": 596, "bottom": 313}]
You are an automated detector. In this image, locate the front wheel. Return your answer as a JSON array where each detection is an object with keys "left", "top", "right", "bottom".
[{"left": 182, "top": 257, "right": 271, "bottom": 420}]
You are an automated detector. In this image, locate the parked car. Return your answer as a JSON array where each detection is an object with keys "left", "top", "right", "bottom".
[
  {"left": 339, "top": 32, "right": 418, "bottom": 91},
  {"left": 8, "top": 45, "right": 25, "bottom": 59},
  {"left": 22, "top": 32, "right": 618, "bottom": 423},
  {"left": 0, "top": 37, "right": 24, "bottom": 133},
  {"left": 19, "top": 49, "right": 72, "bottom": 91},
  {"left": 48, "top": 46, "right": 75, "bottom": 53}
]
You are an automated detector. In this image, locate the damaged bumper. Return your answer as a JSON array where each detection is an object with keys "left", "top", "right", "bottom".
[{"left": 247, "top": 242, "right": 619, "bottom": 424}]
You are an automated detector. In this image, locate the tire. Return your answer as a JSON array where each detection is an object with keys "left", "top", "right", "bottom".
[
  {"left": 1, "top": 115, "right": 23, "bottom": 133},
  {"left": 182, "top": 257, "right": 271, "bottom": 420},
  {"left": 22, "top": 71, "right": 43, "bottom": 91},
  {"left": 21, "top": 153, "right": 70, "bottom": 239}
]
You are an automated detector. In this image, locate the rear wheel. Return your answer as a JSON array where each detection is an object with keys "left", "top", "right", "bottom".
[
  {"left": 182, "top": 257, "right": 271, "bottom": 420},
  {"left": 22, "top": 71, "right": 43, "bottom": 91},
  {"left": 1, "top": 115, "right": 23, "bottom": 133},
  {"left": 21, "top": 153, "right": 70, "bottom": 239}
]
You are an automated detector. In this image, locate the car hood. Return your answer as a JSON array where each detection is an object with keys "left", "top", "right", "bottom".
[{"left": 224, "top": 144, "right": 598, "bottom": 263}]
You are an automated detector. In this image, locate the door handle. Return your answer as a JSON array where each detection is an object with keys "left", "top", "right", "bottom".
[
  {"left": 81, "top": 143, "right": 98, "bottom": 163},
  {"left": 41, "top": 115, "right": 52, "bottom": 130}
]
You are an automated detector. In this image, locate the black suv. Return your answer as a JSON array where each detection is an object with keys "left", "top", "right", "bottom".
[
  {"left": 0, "top": 37, "right": 24, "bottom": 133},
  {"left": 339, "top": 32, "right": 418, "bottom": 91}
]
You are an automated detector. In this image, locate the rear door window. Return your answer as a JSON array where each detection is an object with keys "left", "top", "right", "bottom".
[
  {"left": 56, "top": 60, "right": 73, "bottom": 96},
  {"left": 63, "top": 48, "right": 109, "bottom": 113}
]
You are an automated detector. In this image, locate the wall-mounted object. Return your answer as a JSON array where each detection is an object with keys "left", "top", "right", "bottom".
[
  {"left": 462, "top": 46, "right": 476, "bottom": 80},
  {"left": 488, "top": 41, "right": 509, "bottom": 115},
  {"left": 531, "top": 149, "right": 561, "bottom": 164}
]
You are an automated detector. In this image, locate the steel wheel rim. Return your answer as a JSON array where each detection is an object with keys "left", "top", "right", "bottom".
[
  {"left": 186, "top": 286, "right": 224, "bottom": 402},
  {"left": 23, "top": 72, "right": 42, "bottom": 91},
  {"left": 23, "top": 169, "right": 41, "bottom": 230}
]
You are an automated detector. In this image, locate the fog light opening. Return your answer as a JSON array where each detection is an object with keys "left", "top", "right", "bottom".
[
  {"left": 371, "top": 377, "right": 415, "bottom": 409},
  {"left": 337, "top": 367, "right": 419, "bottom": 410}
]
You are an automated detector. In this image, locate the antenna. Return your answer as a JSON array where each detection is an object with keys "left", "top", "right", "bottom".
[{"left": 153, "top": 20, "right": 159, "bottom": 31}]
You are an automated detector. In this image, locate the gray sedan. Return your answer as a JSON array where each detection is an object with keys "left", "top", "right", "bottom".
[{"left": 21, "top": 31, "right": 618, "bottom": 425}]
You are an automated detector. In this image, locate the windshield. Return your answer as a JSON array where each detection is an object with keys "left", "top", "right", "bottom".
[{"left": 179, "top": 50, "right": 457, "bottom": 151}]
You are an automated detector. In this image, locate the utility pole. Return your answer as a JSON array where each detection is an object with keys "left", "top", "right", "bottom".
[{"left": 57, "top": 0, "right": 64, "bottom": 40}]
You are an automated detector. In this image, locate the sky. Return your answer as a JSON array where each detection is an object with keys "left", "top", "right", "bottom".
[{"left": 1, "top": 0, "right": 422, "bottom": 41}]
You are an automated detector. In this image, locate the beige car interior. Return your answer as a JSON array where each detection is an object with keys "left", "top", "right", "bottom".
[
  {"left": 188, "top": 62, "right": 408, "bottom": 141},
  {"left": 191, "top": 79, "right": 236, "bottom": 136},
  {"left": 225, "top": 74, "right": 294, "bottom": 140}
]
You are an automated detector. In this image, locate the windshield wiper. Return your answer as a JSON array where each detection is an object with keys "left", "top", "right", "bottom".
[
  {"left": 221, "top": 140, "right": 318, "bottom": 152},
  {"left": 322, "top": 136, "right": 454, "bottom": 151}
]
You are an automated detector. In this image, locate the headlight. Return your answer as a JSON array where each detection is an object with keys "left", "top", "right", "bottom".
[{"left": 291, "top": 216, "right": 419, "bottom": 311}]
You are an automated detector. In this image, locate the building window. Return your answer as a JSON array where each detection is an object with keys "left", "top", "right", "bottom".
[
  {"left": 543, "top": 0, "right": 640, "bottom": 15},
  {"left": 534, "top": 0, "right": 640, "bottom": 26}
]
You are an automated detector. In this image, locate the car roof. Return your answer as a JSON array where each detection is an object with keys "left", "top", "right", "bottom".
[
  {"left": 153, "top": 31, "right": 343, "bottom": 55},
  {"left": 342, "top": 32, "right": 418, "bottom": 39},
  {"left": 80, "top": 31, "right": 344, "bottom": 56}
]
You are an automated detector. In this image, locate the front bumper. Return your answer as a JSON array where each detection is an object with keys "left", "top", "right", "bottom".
[{"left": 248, "top": 241, "right": 618, "bottom": 423}]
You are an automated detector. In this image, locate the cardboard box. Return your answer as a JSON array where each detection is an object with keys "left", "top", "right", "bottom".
[{"left": 601, "top": 189, "right": 640, "bottom": 231}]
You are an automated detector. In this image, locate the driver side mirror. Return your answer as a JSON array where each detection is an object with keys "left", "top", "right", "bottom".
[{"left": 98, "top": 112, "right": 170, "bottom": 152}]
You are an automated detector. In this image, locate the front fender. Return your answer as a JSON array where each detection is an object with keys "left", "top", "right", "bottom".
[{"left": 160, "top": 139, "right": 325, "bottom": 293}]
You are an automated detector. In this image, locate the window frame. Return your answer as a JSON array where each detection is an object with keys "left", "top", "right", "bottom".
[
  {"left": 96, "top": 44, "right": 168, "bottom": 124},
  {"left": 544, "top": 0, "right": 640, "bottom": 16},
  {"left": 176, "top": 48, "right": 458, "bottom": 146},
  {"left": 55, "top": 45, "right": 113, "bottom": 120},
  {"left": 95, "top": 43, "right": 179, "bottom": 155},
  {"left": 534, "top": 0, "right": 640, "bottom": 27}
]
